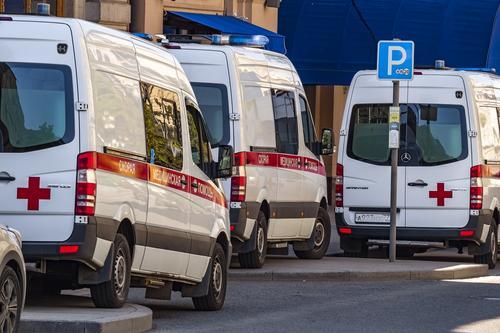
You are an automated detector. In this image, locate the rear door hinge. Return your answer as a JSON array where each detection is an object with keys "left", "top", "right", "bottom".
[
  {"left": 229, "top": 113, "right": 240, "bottom": 121},
  {"left": 468, "top": 130, "right": 478, "bottom": 138},
  {"left": 76, "top": 102, "right": 88, "bottom": 112}
]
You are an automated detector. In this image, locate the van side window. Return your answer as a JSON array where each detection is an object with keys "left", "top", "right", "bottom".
[
  {"left": 272, "top": 90, "right": 299, "bottom": 155},
  {"left": 141, "top": 82, "right": 183, "bottom": 170},
  {"left": 299, "top": 95, "right": 318, "bottom": 155},
  {"left": 478, "top": 106, "right": 500, "bottom": 162},
  {"left": 187, "top": 101, "right": 213, "bottom": 176}
]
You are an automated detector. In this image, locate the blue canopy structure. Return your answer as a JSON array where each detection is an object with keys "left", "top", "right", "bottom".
[
  {"left": 278, "top": 0, "right": 500, "bottom": 85},
  {"left": 165, "top": 11, "right": 286, "bottom": 54}
]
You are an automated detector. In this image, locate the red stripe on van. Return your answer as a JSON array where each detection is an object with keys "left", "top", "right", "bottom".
[
  {"left": 240, "top": 151, "right": 326, "bottom": 176},
  {"left": 94, "top": 153, "right": 227, "bottom": 208},
  {"left": 96, "top": 153, "right": 148, "bottom": 181}
]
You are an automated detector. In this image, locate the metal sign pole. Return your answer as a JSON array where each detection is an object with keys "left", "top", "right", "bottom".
[{"left": 389, "top": 80, "right": 400, "bottom": 262}]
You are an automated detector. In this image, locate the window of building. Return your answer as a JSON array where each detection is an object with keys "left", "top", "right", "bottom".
[
  {"left": 187, "top": 100, "right": 212, "bottom": 176},
  {"left": 271, "top": 89, "right": 298, "bottom": 155},
  {"left": 141, "top": 82, "right": 183, "bottom": 170},
  {"left": 299, "top": 95, "right": 317, "bottom": 154}
]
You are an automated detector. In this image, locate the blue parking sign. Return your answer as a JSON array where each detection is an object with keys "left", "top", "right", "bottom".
[{"left": 377, "top": 40, "right": 414, "bottom": 80}]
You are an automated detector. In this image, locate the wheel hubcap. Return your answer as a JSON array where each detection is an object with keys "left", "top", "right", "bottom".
[
  {"left": 212, "top": 258, "right": 223, "bottom": 298},
  {"left": 257, "top": 226, "right": 265, "bottom": 254},
  {"left": 0, "top": 278, "right": 17, "bottom": 333},
  {"left": 492, "top": 232, "right": 497, "bottom": 258},
  {"left": 114, "top": 248, "right": 127, "bottom": 297},
  {"left": 313, "top": 220, "right": 325, "bottom": 247}
]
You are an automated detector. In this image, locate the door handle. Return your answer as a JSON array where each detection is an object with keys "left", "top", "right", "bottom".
[
  {"left": 408, "top": 180, "right": 428, "bottom": 187},
  {"left": 0, "top": 172, "right": 15, "bottom": 182}
]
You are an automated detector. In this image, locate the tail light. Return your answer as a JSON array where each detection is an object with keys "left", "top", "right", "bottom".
[
  {"left": 470, "top": 165, "right": 483, "bottom": 210},
  {"left": 231, "top": 152, "right": 247, "bottom": 202},
  {"left": 76, "top": 152, "right": 97, "bottom": 216},
  {"left": 335, "top": 163, "right": 344, "bottom": 208}
]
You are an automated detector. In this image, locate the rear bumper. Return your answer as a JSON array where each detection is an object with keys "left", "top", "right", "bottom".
[
  {"left": 335, "top": 210, "right": 493, "bottom": 245},
  {"left": 23, "top": 216, "right": 98, "bottom": 266}
]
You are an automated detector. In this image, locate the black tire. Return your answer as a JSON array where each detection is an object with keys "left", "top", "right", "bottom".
[
  {"left": 294, "top": 207, "right": 331, "bottom": 259},
  {"left": 0, "top": 266, "right": 21, "bottom": 333},
  {"left": 90, "top": 233, "right": 131, "bottom": 308},
  {"left": 238, "top": 211, "right": 268, "bottom": 268},
  {"left": 193, "top": 243, "right": 227, "bottom": 311},
  {"left": 474, "top": 222, "right": 498, "bottom": 269}
]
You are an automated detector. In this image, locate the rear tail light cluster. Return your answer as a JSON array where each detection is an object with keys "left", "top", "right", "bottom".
[
  {"left": 76, "top": 152, "right": 97, "bottom": 216},
  {"left": 335, "top": 163, "right": 344, "bottom": 208},
  {"left": 470, "top": 165, "right": 483, "bottom": 210},
  {"left": 231, "top": 152, "right": 247, "bottom": 202}
]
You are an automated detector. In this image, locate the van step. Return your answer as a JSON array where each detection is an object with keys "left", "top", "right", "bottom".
[{"left": 268, "top": 242, "right": 289, "bottom": 255}]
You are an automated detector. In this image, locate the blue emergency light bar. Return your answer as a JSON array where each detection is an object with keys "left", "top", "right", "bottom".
[
  {"left": 456, "top": 68, "right": 497, "bottom": 74},
  {"left": 132, "top": 33, "right": 154, "bottom": 41},
  {"left": 210, "top": 34, "right": 269, "bottom": 48}
]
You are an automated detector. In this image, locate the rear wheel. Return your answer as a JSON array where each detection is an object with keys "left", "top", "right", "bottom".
[
  {"left": 294, "top": 207, "right": 331, "bottom": 259},
  {"left": 238, "top": 211, "right": 268, "bottom": 268},
  {"left": 0, "top": 266, "right": 21, "bottom": 333},
  {"left": 90, "top": 233, "right": 131, "bottom": 308},
  {"left": 474, "top": 222, "right": 497, "bottom": 269},
  {"left": 192, "top": 243, "right": 227, "bottom": 311}
]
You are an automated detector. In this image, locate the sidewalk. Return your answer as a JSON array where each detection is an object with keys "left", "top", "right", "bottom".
[
  {"left": 20, "top": 292, "right": 152, "bottom": 333},
  {"left": 229, "top": 256, "right": 488, "bottom": 282}
]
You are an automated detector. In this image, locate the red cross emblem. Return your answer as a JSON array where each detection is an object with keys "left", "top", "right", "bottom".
[
  {"left": 17, "top": 177, "right": 51, "bottom": 211},
  {"left": 429, "top": 183, "right": 452, "bottom": 207}
]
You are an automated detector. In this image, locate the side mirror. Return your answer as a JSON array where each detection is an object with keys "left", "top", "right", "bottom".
[
  {"left": 320, "top": 128, "right": 335, "bottom": 155},
  {"left": 216, "top": 145, "right": 234, "bottom": 179}
]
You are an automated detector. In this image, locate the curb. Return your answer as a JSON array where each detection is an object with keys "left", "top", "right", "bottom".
[
  {"left": 229, "top": 264, "right": 489, "bottom": 282},
  {"left": 20, "top": 303, "right": 152, "bottom": 333}
]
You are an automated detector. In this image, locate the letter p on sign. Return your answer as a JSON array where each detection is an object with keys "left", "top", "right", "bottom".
[{"left": 377, "top": 40, "right": 414, "bottom": 81}]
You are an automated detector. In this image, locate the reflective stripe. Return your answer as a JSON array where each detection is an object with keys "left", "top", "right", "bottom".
[
  {"left": 93, "top": 152, "right": 227, "bottom": 208},
  {"left": 236, "top": 151, "right": 326, "bottom": 176}
]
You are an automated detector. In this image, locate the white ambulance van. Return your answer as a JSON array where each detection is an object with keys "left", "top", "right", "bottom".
[
  {"left": 168, "top": 35, "right": 335, "bottom": 268},
  {"left": 336, "top": 65, "right": 500, "bottom": 268},
  {"left": 0, "top": 15, "right": 233, "bottom": 309}
]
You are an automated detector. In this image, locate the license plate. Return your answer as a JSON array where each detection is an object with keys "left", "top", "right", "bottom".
[{"left": 355, "top": 213, "right": 390, "bottom": 224}]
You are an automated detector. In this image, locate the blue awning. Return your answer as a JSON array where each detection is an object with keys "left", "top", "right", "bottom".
[
  {"left": 278, "top": 0, "right": 500, "bottom": 85},
  {"left": 166, "top": 11, "right": 286, "bottom": 54}
]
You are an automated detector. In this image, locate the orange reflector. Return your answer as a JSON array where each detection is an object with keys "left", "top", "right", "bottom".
[
  {"left": 339, "top": 227, "right": 352, "bottom": 235},
  {"left": 460, "top": 230, "right": 474, "bottom": 237},
  {"left": 59, "top": 245, "right": 79, "bottom": 254}
]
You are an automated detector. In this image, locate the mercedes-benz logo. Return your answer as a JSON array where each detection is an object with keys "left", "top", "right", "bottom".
[{"left": 401, "top": 152, "right": 412, "bottom": 163}]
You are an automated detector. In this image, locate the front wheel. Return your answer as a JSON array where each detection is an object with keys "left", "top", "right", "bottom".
[
  {"left": 294, "top": 207, "right": 331, "bottom": 259},
  {"left": 90, "top": 233, "right": 131, "bottom": 308},
  {"left": 474, "top": 222, "right": 497, "bottom": 269},
  {"left": 193, "top": 243, "right": 227, "bottom": 311},
  {"left": 0, "top": 266, "right": 21, "bottom": 333},
  {"left": 238, "top": 211, "right": 268, "bottom": 268}
]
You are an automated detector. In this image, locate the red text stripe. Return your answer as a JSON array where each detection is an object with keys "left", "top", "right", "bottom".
[{"left": 236, "top": 152, "right": 326, "bottom": 176}]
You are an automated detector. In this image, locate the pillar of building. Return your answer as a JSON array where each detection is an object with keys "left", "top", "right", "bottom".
[
  {"left": 131, "top": 0, "right": 163, "bottom": 35},
  {"left": 85, "top": 0, "right": 131, "bottom": 31},
  {"left": 225, "top": 0, "right": 278, "bottom": 32}
]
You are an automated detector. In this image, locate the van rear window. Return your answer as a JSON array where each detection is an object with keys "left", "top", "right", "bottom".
[
  {"left": 347, "top": 104, "right": 467, "bottom": 166},
  {"left": 0, "top": 63, "right": 74, "bottom": 153}
]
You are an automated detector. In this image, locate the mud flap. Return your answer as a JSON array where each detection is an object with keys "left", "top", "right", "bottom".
[
  {"left": 293, "top": 233, "right": 315, "bottom": 252},
  {"left": 78, "top": 243, "right": 114, "bottom": 285},
  {"left": 238, "top": 222, "right": 258, "bottom": 254},
  {"left": 181, "top": 258, "right": 212, "bottom": 298}
]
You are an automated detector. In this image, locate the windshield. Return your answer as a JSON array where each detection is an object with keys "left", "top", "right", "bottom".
[
  {"left": 347, "top": 103, "right": 468, "bottom": 166},
  {"left": 191, "top": 83, "right": 230, "bottom": 147},
  {"left": 0, "top": 63, "right": 74, "bottom": 153}
]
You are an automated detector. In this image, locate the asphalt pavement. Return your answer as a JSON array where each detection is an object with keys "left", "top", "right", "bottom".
[{"left": 129, "top": 270, "right": 500, "bottom": 333}]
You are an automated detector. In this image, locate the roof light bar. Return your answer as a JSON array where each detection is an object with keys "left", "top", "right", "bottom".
[
  {"left": 132, "top": 33, "right": 154, "bottom": 41},
  {"left": 456, "top": 68, "right": 497, "bottom": 74},
  {"left": 211, "top": 34, "right": 269, "bottom": 48}
]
